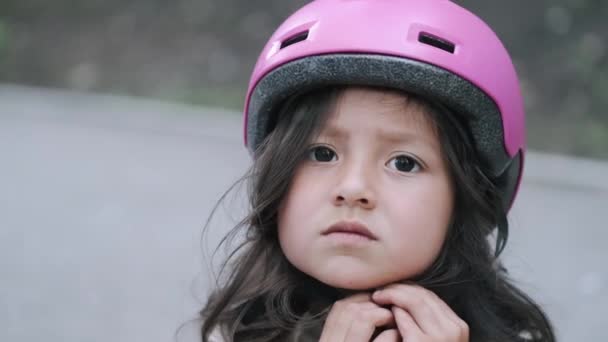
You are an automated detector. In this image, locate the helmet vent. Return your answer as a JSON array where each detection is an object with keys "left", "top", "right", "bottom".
[
  {"left": 280, "top": 31, "right": 309, "bottom": 49},
  {"left": 418, "top": 32, "right": 455, "bottom": 54}
]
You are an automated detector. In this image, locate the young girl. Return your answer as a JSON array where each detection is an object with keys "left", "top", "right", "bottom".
[{"left": 199, "top": 0, "right": 555, "bottom": 341}]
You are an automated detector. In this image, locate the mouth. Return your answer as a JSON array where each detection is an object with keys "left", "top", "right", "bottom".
[{"left": 322, "top": 221, "right": 378, "bottom": 240}]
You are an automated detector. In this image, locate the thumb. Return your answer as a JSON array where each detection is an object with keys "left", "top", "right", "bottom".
[{"left": 373, "top": 328, "right": 401, "bottom": 342}]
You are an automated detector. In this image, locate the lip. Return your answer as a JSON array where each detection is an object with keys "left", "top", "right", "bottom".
[{"left": 322, "top": 221, "right": 378, "bottom": 240}]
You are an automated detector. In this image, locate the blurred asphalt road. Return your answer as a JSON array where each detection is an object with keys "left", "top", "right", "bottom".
[{"left": 1, "top": 84, "right": 607, "bottom": 341}]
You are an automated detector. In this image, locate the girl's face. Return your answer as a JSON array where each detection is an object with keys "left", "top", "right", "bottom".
[{"left": 277, "top": 87, "right": 454, "bottom": 290}]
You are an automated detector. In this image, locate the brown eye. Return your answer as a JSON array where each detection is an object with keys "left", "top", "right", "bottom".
[
  {"left": 308, "top": 146, "right": 337, "bottom": 162},
  {"left": 386, "top": 155, "right": 421, "bottom": 173}
]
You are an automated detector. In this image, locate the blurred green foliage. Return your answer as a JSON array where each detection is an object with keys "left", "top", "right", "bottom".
[
  {"left": 0, "top": 0, "right": 606, "bottom": 159},
  {"left": 0, "top": 20, "right": 7, "bottom": 53}
]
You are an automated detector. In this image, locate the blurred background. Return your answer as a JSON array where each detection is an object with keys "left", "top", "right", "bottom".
[
  {"left": 1, "top": 0, "right": 607, "bottom": 341},
  {"left": 1, "top": 0, "right": 607, "bottom": 159}
]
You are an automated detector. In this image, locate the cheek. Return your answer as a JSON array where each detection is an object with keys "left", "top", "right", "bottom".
[
  {"left": 277, "top": 196, "right": 296, "bottom": 262},
  {"left": 388, "top": 177, "right": 452, "bottom": 220},
  {"left": 278, "top": 168, "right": 324, "bottom": 223},
  {"left": 276, "top": 173, "right": 312, "bottom": 257},
  {"left": 277, "top": 196, "right": 311, "bottom": 274},
  {"left": 385, "top": 178, "right": 453, "bottom": 264},
  {"left": 277, "top": 175, "right": 304, "bottom": 229}
]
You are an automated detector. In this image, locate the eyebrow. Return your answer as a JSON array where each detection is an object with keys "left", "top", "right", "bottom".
[{"left": 320, "top": 125, "right": 439, "bottom": 150}]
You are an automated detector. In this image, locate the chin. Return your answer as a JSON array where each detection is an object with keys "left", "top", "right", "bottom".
[{"left": 315, "top": 272, "right": 387, "bottom": 291}]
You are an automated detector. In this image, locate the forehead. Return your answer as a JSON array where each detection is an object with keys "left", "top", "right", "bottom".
[{"left": 321, "top": 87, "right": 439, "bottom": 144}]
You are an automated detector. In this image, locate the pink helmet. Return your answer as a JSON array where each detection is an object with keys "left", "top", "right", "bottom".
[{"left": 243, "top": 0, "right": 525, "bottom": 210}]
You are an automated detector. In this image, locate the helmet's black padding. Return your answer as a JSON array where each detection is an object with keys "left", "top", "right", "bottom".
[{"left": 246, "top": 54, "right": 521, "bottom": 209}]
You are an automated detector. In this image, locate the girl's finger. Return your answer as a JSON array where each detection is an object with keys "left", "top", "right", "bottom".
[
  {"left": 400, "top": 285, "right": 469, "bottom": 338},
  {"left": 372, "top": 328, "right": 401, "bottom": 342},
  {"left": 344, "top": 306, "right": 395, "bottom": 341},
  {"left": 372, "top": 284, "right": 443, "bottom": 334},
  {"left": 392, "top": 306, "right": 423, "bottom": 340},
  {"left": 321, "top": 297, "right": 370, "bottom": 341},
  {"left": 434, "top": 294, "right": 470, "bottom": 335},
  {"left": 374, "top": 284, "right": 469, "bottom": 340},
  {"left": 320, "top": 294, "right": 394, "bottom": 342}
]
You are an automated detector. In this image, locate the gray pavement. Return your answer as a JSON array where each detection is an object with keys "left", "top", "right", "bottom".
[{"left": 1, "top": 84, "right": 607, "bottom": 341}]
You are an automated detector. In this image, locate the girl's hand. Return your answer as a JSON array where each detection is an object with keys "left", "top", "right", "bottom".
[
  {"left": 372, "top": 284, "right": 469, "bottom": 342},
  {"left": 319, "top": 293, "right": 397, "bottom": 342}
]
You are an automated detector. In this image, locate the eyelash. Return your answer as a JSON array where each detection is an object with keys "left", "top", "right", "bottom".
[
  {"left": 307, "top": 145, "right": 338, "bottom": 162},
  {"left": 306, "top": 145, "right": 423, "bottom": 173}
]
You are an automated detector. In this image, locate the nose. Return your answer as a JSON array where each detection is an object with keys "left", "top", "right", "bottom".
[{"left": 332, "top": 158, "right": 377, "bottom": 210}]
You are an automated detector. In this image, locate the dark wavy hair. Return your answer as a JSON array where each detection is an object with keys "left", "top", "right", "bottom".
[{"left": 198, "top": 86, "right": 555, "bottom": 341}]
